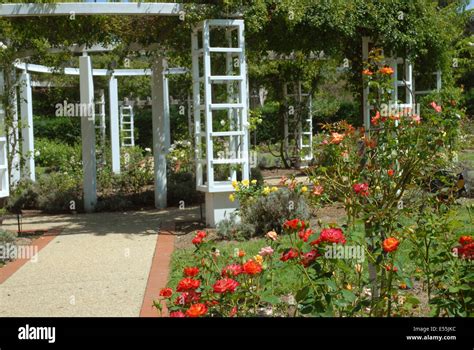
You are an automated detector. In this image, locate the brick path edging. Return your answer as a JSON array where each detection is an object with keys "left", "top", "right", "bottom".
[
  {"left": 0, "top": 228, "right": 62, "bottom": 284},
  {"left": 139, "top": 230, "right": 176, "bottom": 317}
]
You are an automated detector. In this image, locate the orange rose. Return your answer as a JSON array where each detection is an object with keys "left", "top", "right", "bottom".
[
  {"left": 379, "top": 66, "right": 394, "bottom": 75},
  {"left": 330, "top": 132, "right": 344, "bottom": 145},
  {"left": 382, "top": 237, "right": 400, "bottom": 253},
  {"left": 185, "top": 303, "right": 208, "bottom": 317},
  {"left": 362, "top": 69, "right": 373, "bottom": 76},
  {"left": 242, "top": 260, "right": 262, "bottom": 275}
]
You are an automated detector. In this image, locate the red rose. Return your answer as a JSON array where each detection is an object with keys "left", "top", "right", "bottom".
[
  {"left": 298, "top": 228, "right": 313, "bottom": 242},
  {"left": 192, "top": 236, "right": 203, "bottom": 245},
  {"left": 242, "top": 260, "right": 262, "bottom": 275},
  {"left": 213, "top": 278, "right": 239, "bottom": 293},
  {"left": 458, "top": 242, "right": 474, "bottom": 259},
  {"left": 283, "top": 219, "right": 305, "bottom": 231},
  {"left": 196, "top": 231, "right": 207, "bottom": 238},
  {"left": 174, "top": 291, "right": 201, "bottom": 305},
  {"left": 301, "top": 250, "right": 320, "bottom": 267},
  {"left": 192, "top": 231, "right": 207, "bottom": 245},
  {"left": 169, "top": 311, "right": 186, "bottom": 318},
  {"left": 280, "top": 248, "right": 299, "bottom": 262},
  {"left": 387, "top": 169, "right": 394, "bottom": 177},
  {"left": 159, "top": 288, "right": 173, "bottom": 298},
  {"left": 383, "top": 237, "right": 400, "bottom": 253},
  {"left": 183, "top": 267, "right": 200, "bottom": 277},
  {"left": 353, "top": 183, "right": 370, "bottom": 196},
  {"left": 221, "top": 264, "right": 243, "bottom": 277},
  {"left": 311, "top": 228, "right": 346, "bottom": 245},
  {"left": 371, "top": 111, "right": 381, "bottom": 126},
  {"left": 185, "top": 303, "right": 208, "bottom": 317},
  {"left": 459, "top": 235, "right": 473, "bottom": 246},
  {"left": 176, "top": 278, "right": 201, "bottom": 292}
]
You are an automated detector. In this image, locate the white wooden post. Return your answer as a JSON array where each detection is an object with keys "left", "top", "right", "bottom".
[
  {"left": 0, "top": 70, "right": 9, "bottom": 198},
  {"left": 9, "top": 80, "right": 21, "bottom": 187},
  {"left": 109, "top": 75, "right": 120, "bottom": 174},
  {"left": 151, "top": 57, "right": 170, "bottom": 209},
  {"left": 20, "top": 70, "right": 35, "bottom": 181},
  {"left": 79, "top": 55, "right": 97, "bottom": 212}
]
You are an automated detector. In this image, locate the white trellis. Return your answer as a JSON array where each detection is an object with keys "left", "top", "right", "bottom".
[
  {"left": 362, "top": 37, "right": 416, "bottom": 129},
  {"left": 192, "top": 19, "right": 250, "bottom": 226},
  {"left": 283, "top": 81, "right": 313, "bottom": 167},
  {"left": 119, "top": 105, "right": 135, "bottom": 147},
  {"left": 414, "top": 70, "right": 442, "bottom": 96},
  {"left": 95, "top": 89, "right": 107, "bottom": 164}
]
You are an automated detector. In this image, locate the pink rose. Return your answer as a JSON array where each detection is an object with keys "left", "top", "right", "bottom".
[{"left": 259, "top": 246, "right": 274, "bottom": 256}]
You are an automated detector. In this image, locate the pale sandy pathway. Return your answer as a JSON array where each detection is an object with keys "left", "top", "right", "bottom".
[{"left": 0, "top": 207, "right": 200, "bottom": 317}]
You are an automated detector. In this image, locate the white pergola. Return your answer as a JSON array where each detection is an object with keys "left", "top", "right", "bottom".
[{"left": 0, "top": 3, "right": 250, "bottom": 226}]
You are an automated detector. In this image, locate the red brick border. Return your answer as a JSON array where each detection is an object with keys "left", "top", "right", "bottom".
[
  {"left": 140, "top": 229, "right": 175, "bottom": 317},
  {"left": 0, "top": 228, "right": 62, "bottom": 284}
]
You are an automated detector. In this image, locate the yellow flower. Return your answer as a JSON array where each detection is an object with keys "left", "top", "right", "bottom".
[
  {"left": 251, "top": 179, "right": 257, "bottom": 185},
  {"left": 254, "top": 255, "right": 263, "bottom": 265},
  {"left": 271, "top": 186, "right": 278, "bottom": 192},
  {"left": 229, "top": 194, "right": 235, "bottom": 202},
  {"left": 301, "top": 186, "right": 308, "bottom": 193},
  {"left": 346, "top": 283, "right": 353, "bottom": 291},
  {"left": 263, "top": 186, "right": 271, "bottom": 195},
  {"left": 232, "top": 180, "right": 238, "bottom": 188},
  {"left": 242, "top": 179, "right": 250, "bottom": 187}
]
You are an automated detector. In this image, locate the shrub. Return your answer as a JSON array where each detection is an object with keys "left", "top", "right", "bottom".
[
  {"left": 216, "top": 213, "right": 256, "bottom": 241},
  {"left": 35, "top": 173, "right": 82, "bottom": 213},
  {"left": 230, "top": 179, "right": 312, "bottom": 237},
  {"left": 0, "top": 230, "right": 16, "bottom": 264},
  {"left": 167, "top": 172, "right": 203, "bottom": 206},
  {"left": 6, "top": 179, "right": 38, "bottom": 212},
  {"left": 35, "top": 138, "right": 82, "bottom": 173}
]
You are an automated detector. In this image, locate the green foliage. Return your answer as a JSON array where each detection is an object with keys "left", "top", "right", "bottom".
[
  {"left": 35, "top": 172, "right": 82, "bottom": 213},
  {"left": 35, "top": 138, "right": 82, "bottom": 172},
  {"left": 167, "top": 172, "right": 203, "bottom": 207}
]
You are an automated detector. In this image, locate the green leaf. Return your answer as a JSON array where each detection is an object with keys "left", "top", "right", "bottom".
[
  {"left": 260, "top": 293, "right": 281, "bottom": 305},
  {"left": 295, "top": 286, "right": 310, "bottom": 302},
  {"left": 341, "top": 289, "right": 356, "bottom": 302}
]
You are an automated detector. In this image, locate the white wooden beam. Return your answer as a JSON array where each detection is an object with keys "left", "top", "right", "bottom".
[
  {"left": 109, "top": 75, "right": 121, "bottom": 175},
  {"left": 0, "top": 3, "right": 186, "bottom": 17},
  {"left": 79, "top": 55, "right": 97, "bottom": 212},
  {"left": 20, "top": 71, "right": 35, "bottom": 182},
  {"left": 151, "top": 57, "right": 170, "bottom": 209}
]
